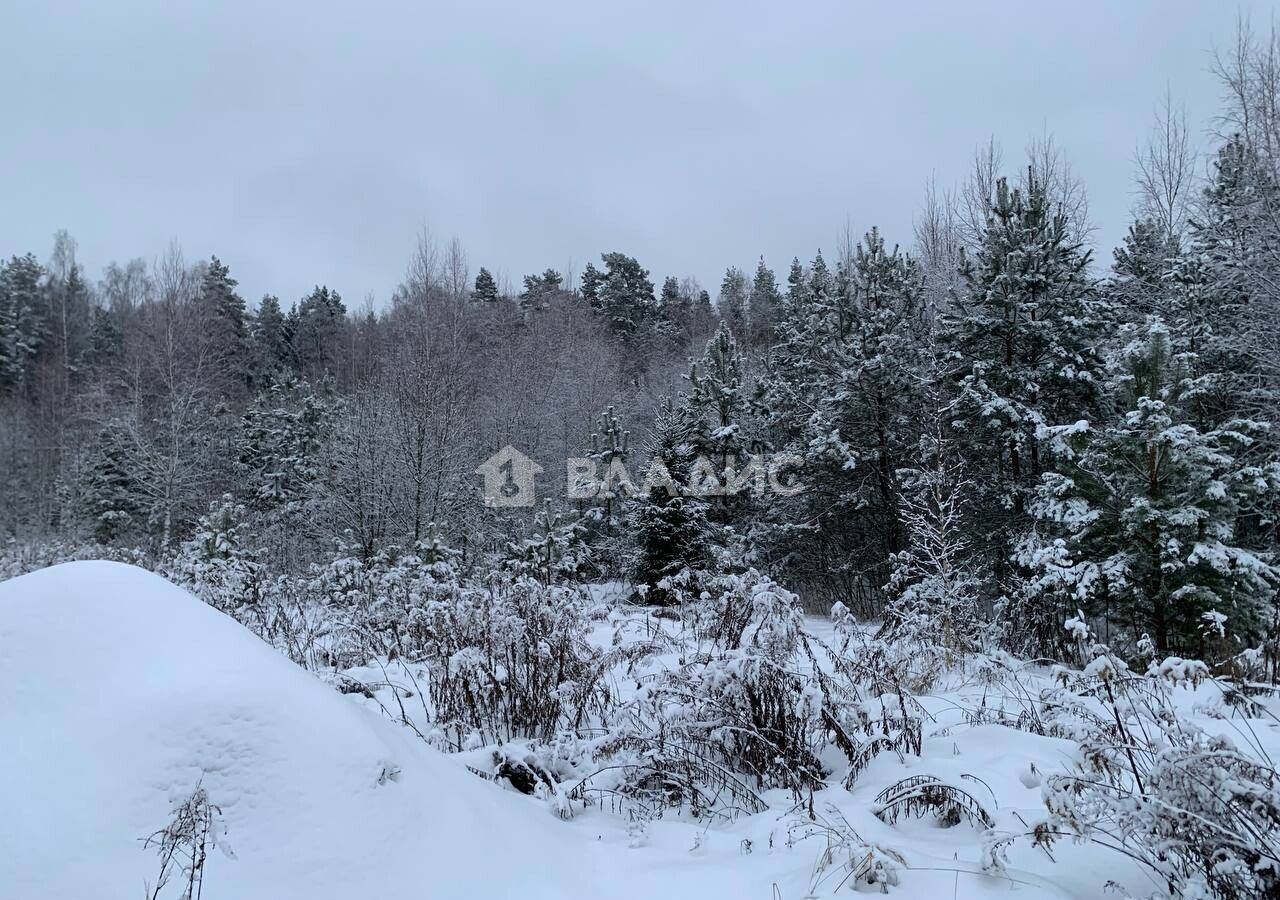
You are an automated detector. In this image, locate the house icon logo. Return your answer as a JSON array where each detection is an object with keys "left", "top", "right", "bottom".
[{"left": 475, "top": 445, "right": 543, "bottom": 508}]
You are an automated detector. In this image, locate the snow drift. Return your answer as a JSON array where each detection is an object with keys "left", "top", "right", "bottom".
[{"left": 0, "top": 561, "right": 595, "bottom": 900}]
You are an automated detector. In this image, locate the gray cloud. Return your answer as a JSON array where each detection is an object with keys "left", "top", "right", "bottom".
[{"left": 0, "top": 0, "right": 1266, "bottom": 305}]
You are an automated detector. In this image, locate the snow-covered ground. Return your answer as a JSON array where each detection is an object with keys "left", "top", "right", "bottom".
[
  {"left": 1, "top": 562, "right": 1273, "bottom": 899},
  {"left": 1, "top": 563, "right": 601, "bottom": 899}
]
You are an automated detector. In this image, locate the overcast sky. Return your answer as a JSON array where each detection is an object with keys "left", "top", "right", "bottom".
[{"left": 1, "top": 1, "right": 1273, "bottom": 307}]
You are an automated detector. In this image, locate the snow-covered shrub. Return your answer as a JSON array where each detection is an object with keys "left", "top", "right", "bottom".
[
  {"left": 412, "top": 575, "right": 608, "bottom": 748},
  {"left": 338, "top": 540, "right": 460, "bottom": 656},
  {"left": 482, "top": 740, "right": 584, "bottom": 819},
  {"left": 501, "top": 503, "right": 593, "bottom": 585},
  {"left": 815, "top": 601, "right": 927, "bottom": 788},
  {"left": 659, "top": 565, "right": 805, "bottom": 653},
  {"left": 1036, "top": 620, "right": 1280, "bottom": 900},
  {"left": 299, "top": 534, "right": 608, "bottom": 747},
  {"left": 0, "top": 537, "right": 150, "bottom": 580},
  {"left": 142, "top": 781, "right": 229, "bottom": 900},
  {"left": 243, "top": 572, "right": 340, "bottom": 670},
  {"left": 792, "top": 806, "right": 906, "bottom": 895},
  {"left": 167, "top": 496, "right": 264, "bottom": 614},
  {"left": 873, "top": 774, "right": 993, "bottom": 829},
  {"left": 575, "top": 569, "right": 828, "bottom": 819},
  {"left": 641, "top": 644, "right": 824, "bottom": 792},
  {"left": 572, "top": 718, "right": 772, "bottom": 822},
  {"left": 881, "top": 401, "right": 985, "bottom": 684}
]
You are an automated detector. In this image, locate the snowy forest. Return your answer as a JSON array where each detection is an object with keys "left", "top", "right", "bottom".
[{"left": 4, "top": 14, "right": 1280, "bottom": 900}]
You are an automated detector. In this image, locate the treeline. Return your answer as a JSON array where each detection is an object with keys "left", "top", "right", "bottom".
[{"left": 3, "top": 26, "right": 1280, "bottom": 663}]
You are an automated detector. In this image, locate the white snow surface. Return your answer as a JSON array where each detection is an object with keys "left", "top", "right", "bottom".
[
  {"left": 0, "top": 562, "right": 598, "bottom": 899},
  {"left": 1, "top": 562, "right": 1166, "bottom": 899}
]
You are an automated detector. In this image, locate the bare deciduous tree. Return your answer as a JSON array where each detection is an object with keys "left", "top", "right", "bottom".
[
  {"left": 1135, "top": 87, "right": 1195, "bottom": 238},
  {"left": 913, "top": 174, "right": 962, "bottom": 313}
]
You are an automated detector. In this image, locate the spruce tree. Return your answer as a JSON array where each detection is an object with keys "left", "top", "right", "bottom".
[
  {"left": 473, "top": 267, "right": 500, "bottom": 303},
  {"left": 579, "top": 261, "right": 603, "bottom": 311},
  {"left": 883, "top": 391, "right": 982, "bottom": 657},
  {"left": 658, "top": 275, "right": 689, "bottom": 337},
  {"left": 783, "top": 256, "right": 807, "bottom": 320},
  {"left": 660, "top": 275, "right": 682, "bottom": 310},
  {"left": 238, "top": 376, "right": 339, "bottom": 511},
  {"left": 688, "top": 320, "right": 748, "bottom": 471},
  {"left": 807, "top": 250, "right": 832, "bottom": 307},
  {"left": 1111, "top": 218, "right": 1180, "bottom": 320},
  {"left": 692, "top": 288, "right": 714, "bottom": 334},
  {"left": 82, "top": 424, "right": 142, "bottom": 544},
  {"left": 629, "top": 397, "right": 710, "bottom": 601},
  {"left": 82, "top": 305, "right": 123, "bottom": 376},
  {"left": 502, "top": 501, "right": 592, "bottom": 585},
  {"left": 585, "top": 404, "right": 631, "bottom": 531},
  {"left": 173, "top": 495, "right": 264, "bottom": 612}
]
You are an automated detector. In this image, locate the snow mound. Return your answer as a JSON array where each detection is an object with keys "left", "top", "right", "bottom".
[{"left": 0, "top": 562, "right": 595, "bottom": 900}]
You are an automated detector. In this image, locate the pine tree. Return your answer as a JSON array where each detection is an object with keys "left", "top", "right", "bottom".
[
  {"left": 629, "top": 398, "right": 710, "bottom": 601},
  {"left": 688, "top": 320, "right": 749, "bottom": 474},
  {"left": 589, "top": 252, "right": 656, "bottom": 335},
  {"left": 759, "top": 234, "right": 930, "bottom": 606},
  {"left": 198, "top": 255, "right": 251, "bottom": 394},
  {"left": 942, "top": 172, "right": 1110, "bottom": 595},
  {"left": 1111, "top": 218, "right": 1180, "bottom": 320},
  {"left": 251, "top": 294, "right": 292, "bottom": 376},
  {"left": 81, "top": 424, "right": 142, "bottom": 543},
  {"left": 1166, "top": 139, "right": 1280, "bottom": 581},
  {"left": 747, "top": 257, "right": 779, "bottom": 347},
  {"left": 1168, "top": 137, "right": 1279, "bottom": 434},
  {"left": 518, "top": 269, "right": 563, "bottom": 311},
  {"left": 717, "top": 266, "right": 748, "bottom": 336},
  {"left": 238, "top": 376, "right": 339, "bottom": 511},
  {"left": 0, "top": 253, "right": 45, "bottom": 391},
  {"left": 1020, "top": 317, "right": 1280, "bottom": 655},
  {"left": 82, "top": 305, "right": 123, "bottom": 375},
  {"left": 291, "top": 286, "right": 347, "bottom": 377},
  {"left": 473, "top": 266, "right": 500, "bottom": 303}
]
